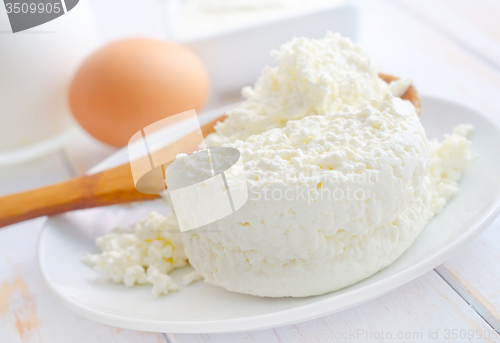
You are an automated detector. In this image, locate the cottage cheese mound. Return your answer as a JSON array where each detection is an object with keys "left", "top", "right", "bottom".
[
  {"left": 205, "top": 32, "right": 410, "bottom": 147},
  {"left": 180, "top": 94, "right": 475, "bottom": 297}
]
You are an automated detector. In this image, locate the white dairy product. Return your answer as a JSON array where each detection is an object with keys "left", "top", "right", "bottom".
[
  {"left": 205, "top": 32, "right": 410, "bottom": 147},
  {"left": 183, "top": 271, "right": 204, "bottom": 285},
  {"left": 82, "top": 212, "right": 187, "bottom": 298},
  {"left": 388, "top": 78, "right": 412, "bottom": 98},
  {"left": 178, "top": 94, "right": 474, "bottom": 297},
  {"left": 428, "top": 124, "right": 475, "bottom": 214},
  {"left": 83, "top": 108, "right": 474, "bottom": 297}
]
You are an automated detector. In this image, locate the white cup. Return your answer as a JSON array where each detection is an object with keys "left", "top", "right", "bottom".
[{"left": 0, "top": 1, "right": 99, "bottom": 164}]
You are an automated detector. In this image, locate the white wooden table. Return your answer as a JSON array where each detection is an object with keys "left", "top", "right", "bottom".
[{"left": 2, "top": 0, "right": 500, "bottom": 342}]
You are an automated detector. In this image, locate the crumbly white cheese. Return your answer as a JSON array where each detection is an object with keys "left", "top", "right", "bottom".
[
  {"left": 183, "top": 271, "right": 204, "bottom": 285},
  {"left": 179, "top": 94, "right": 474, "bottom": 297},
  {"left": 82, "top": 212, "right": 189, "bottom": 298},
  {"left": 428, "top": 124, "right": 475, "bottom": 214},
  {"left": 205, "top": 32, "right": 410, "bottom": 147}
]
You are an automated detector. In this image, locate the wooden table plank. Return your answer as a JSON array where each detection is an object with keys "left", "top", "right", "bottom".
[
  {"left": 393, "top": 0, "right": 500, "bottom": 70},
  {"left": 173, "top": 271, "right": 497, "bottom": 343},
  {"left": 358, "top": 0, "right": 500, "bottom": 328},
  {"left": 359, "top": 0, "right": 500, "bottom": 122},
  {"left": 437, "top": 216, "right": 500, "bottom": 325},
  {"left": 0, "top": 220, "right": 169, "bottom": 343}
]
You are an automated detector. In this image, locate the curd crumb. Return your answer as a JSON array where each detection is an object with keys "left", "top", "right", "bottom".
[{"left": 183, "top": 271, "right": 204, "bottom": 286}]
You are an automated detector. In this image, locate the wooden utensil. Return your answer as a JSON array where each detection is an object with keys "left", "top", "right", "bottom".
[{"left": 0, "top": 74, "right": 420, "bottom": 228}]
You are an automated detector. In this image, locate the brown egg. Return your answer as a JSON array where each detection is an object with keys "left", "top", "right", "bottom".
[{"left": 69, "top": 38, "right": 209, "bottom": 147}]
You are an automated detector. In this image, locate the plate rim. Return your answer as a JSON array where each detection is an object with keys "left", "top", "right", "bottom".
[{"left": 38, "top": 95, "right": 500, "bottom": 333}]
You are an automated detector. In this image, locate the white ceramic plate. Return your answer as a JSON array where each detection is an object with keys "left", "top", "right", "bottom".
[{"left": 38, "top": 97, "right": 500, "bottom": 333}]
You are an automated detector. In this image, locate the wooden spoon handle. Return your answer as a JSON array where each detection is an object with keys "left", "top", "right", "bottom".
[
  {"left": 0, "top": 164, "right": 158, "bottom": 228},
  {"left": 0, "top": 115, "right": 226, "bottom": 228}
]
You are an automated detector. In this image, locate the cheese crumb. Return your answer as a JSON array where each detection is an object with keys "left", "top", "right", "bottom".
[
  {"left": 428, "top": 124, "right": 475, "bottom": 214},
  {"left": 82, "top": 212, "right": 188, "bottom": 298},
  {"left": 183, "top": 271, "right": 204, "bottom": 286}
]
